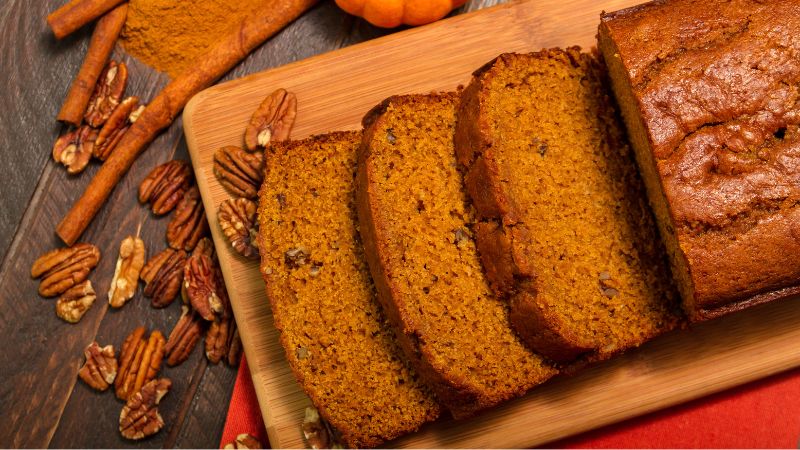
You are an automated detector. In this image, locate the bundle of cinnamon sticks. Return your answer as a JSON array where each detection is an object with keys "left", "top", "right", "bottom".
[{"left": 48, "top": 0, "right": 319, "bottom": 245}]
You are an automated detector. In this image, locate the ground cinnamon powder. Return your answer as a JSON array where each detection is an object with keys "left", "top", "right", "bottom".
[{"left": 121, "top": 0, "right": 270, "bottom": 78}]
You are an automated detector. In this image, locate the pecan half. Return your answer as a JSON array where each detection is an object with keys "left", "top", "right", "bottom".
[
  {"left": 140, "top": 248, "right": 187, "bottom": 308},
  {"left": 184, "top": 254, "right": 223, "bottom": 321},
  {"left": 167, "top": 186, "right": 209, "bottom": 252},
  {"left": 119, "top": 378, "right": 171, "bottom": 440},
  {"left": 94, "top": 96, "right": 142, "bottom": 161},
  {"left": 31, "top": 243, "right": 100, "bottom": 297},
  {"left": 213, "top": 146, "right": 264, "bottom": 199},
  {"left": 193, "top": 237, "right": 215, "bottom": 259},
  {"left": 218, "top": 198, "right": 259, "bottom": 260},
  {"left": 52, "top": 125, "right": 98, "bottom": 174},
  {"left": 78, "top": 341, "right": 117, "bottom": 391},
  {"left": 302, "top": 406, "right": 343, "bottom": 450},
  {"left": 108, "top": 235, "right": 146, "bottom": 308},
  {"left": 164, "top": 305, "right": 205, "bottom": 366},
  {"left": 181, "top": 239, "right": 214, "bottom": 305},
  {"left": 205, "top": 316, "right": 229, "bottom": 364},
  {"left": 138, "top": 160, "right": 193, "bottom": 215},
  {"left": 55, "top": 280, "right": 96, "bottom": 323},
  {"left": 244, "top": 88, "right": 297, "bottom": 151},
  {"left": 85, "top": 61, "right": 128, "bottom": 128},
  {"left": 223, "top": 433, "right": 264, "bottom": 449},
  {"left": 115, "top": 327, "right": 166, "bottom": 401}
]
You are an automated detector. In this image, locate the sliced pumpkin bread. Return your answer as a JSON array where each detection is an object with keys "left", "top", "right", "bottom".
[
  {"left": 356, "top": 93, "right": 557, "bottom": 418},
  {"left": 257, "top": 131, "right": 440, "bottom": 448},
  {"left": 453, "top": 48, "right": 680, "bottom": 364}
]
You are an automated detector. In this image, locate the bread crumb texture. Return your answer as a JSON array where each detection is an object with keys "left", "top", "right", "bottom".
[
  {"left": 477, "top": 50, "right": 680, "bottom": 356},
  {"left": 361, "top": 93, "right": 556, "bottom": 412},
  {"left": 257, "top": 131, "right": 439, "bottom": 448}
]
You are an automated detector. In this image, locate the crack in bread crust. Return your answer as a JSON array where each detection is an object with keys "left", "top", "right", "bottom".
[{"left": 599, "top": 0, "right": 800, "bottom": 319}]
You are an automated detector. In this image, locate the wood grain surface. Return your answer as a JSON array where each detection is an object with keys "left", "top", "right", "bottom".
[
  {"left": 0, "top": 0, "right": 507, "bottom": 447},
  {"left": 184, "top": 0, "right": 800, "bottom": 447}
]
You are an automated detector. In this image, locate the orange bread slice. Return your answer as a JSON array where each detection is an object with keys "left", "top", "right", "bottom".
[
  {"left": 257, "top": 131, "right": 440, "bottom": 448},
  {"left": 356, "top": 93, "right": 557, "bottom": 418},
  {"left": 454, "top": 48, "right": 680, "bottom": 363}
]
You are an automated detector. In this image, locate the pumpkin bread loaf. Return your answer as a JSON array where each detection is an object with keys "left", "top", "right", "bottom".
[
  {"left": 356, "top": 93, "right": 558, "bottom": 418},
  {"left": 599, "top": 0, "right": 800, "bottom": 321},
  {"left": 453, "top": 48, "right": 680, "bottom": 363},
  {"left": 257, "top": 131, "right": 440, "bottom": 448}
]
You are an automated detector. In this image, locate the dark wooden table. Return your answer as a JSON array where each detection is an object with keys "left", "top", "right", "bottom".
[{"left": 0, "top": 1, "right": 503, "bottom": 447}]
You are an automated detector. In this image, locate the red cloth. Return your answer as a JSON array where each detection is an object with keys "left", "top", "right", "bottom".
[
  {"left": 219, "top": 356, "right": 269, "bottom": 448},
  {"left": 221, "top": 361, "right": 800, "bottom": 448}
]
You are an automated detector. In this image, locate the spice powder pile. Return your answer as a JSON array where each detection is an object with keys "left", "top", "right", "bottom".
[{"left": 121, "top": 0, "right": 271, "bottom": 78}]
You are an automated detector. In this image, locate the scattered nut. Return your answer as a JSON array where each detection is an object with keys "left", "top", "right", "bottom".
[
  {"left": 213, "top": 146, "right": 264, "bottom": 199},
  {"left": 115, "top": 327, "right": 166, "bottom": 401},
  {"left": 94, "top": 96, "right": 142, "bottom": 161},
  {"left": 164, "top": 305, "right": 205, "bottom": 366},
  {"left": 52, "top": 125, "right": 98, "bottom": 174},
  {"left": 119, "top": 378, "right": 171, "bottom": 440},
  {"left": 85, "top": 61, "right": 128, "bottom": 128},
  {"left": 244, "top": 88, "right": 297, "bottom": 151},
  {"left": 302, "top": 406, "right": 343, "bottom": 449},
  {"left": 218, "top": 198, "right": 259, "bottom": 260},
  {"left": 108, "top": 235, "right": 146, "bottom": 308},
  {"left": 140, "top": 248, "right": 187, "bottom": 308},
  {"left": 184, "top": 254, "right": 223, "bottom": 321},
  {"left": 192, "top": 237, "right": 215, "bottom": 259},
  {"left": 55, "top": 280, "right": 96, "bottom": 323},
  {"left": 138, "top": 160, "right": 193, "bottom": 215},
  {"left": 223, "top": 433, "right": 263, "bottom": 449},
  {"left": 167, "top": 186, "right": 209, "bottom": 252},
  {"left": 78, "top": 341, "right": 117, "bottom": 391},
  {"left": 205, "top": 315, "right": 230, "bottom": 364},
  {"left": 31, "top": 243, "right": 101, "bottom": 297}
]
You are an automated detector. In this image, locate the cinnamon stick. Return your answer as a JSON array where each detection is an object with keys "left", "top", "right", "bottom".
[
  {"left": 56, "top": 4, "right": 128, "bottom": 126},
  {"left": 56, "top": 0, "right": 319, "bottom": 246},
  {"left": 47, "top": 0, "right": 127, "bottom": 40}
]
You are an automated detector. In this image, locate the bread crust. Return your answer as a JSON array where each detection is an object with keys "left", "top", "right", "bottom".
[{"left": 599, "top": 0, "right": 800, "bottom": 321}]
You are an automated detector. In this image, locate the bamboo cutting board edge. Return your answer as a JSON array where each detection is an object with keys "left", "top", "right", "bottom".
[{"left": 183, "top": 1, "right": 800, "bottom": 447}]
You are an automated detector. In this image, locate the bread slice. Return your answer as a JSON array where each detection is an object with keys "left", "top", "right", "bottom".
[
  {"left": 356, "top": 93, "right": 557, "bottom": 418},
  {"left": 257, "top": 131, "right": 440, "bottom": 448},
  {"left": 454, "top": 48, "right": 680, "bottom": 363}
]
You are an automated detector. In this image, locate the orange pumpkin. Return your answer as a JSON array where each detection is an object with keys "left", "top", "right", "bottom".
[{"left": 336, "top": 0, "right": 468, "bottom": 28}]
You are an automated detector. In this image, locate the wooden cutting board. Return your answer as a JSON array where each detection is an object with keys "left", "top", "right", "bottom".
[{"left": 183, "top": 0, "right": 800, "bottom": 447}]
